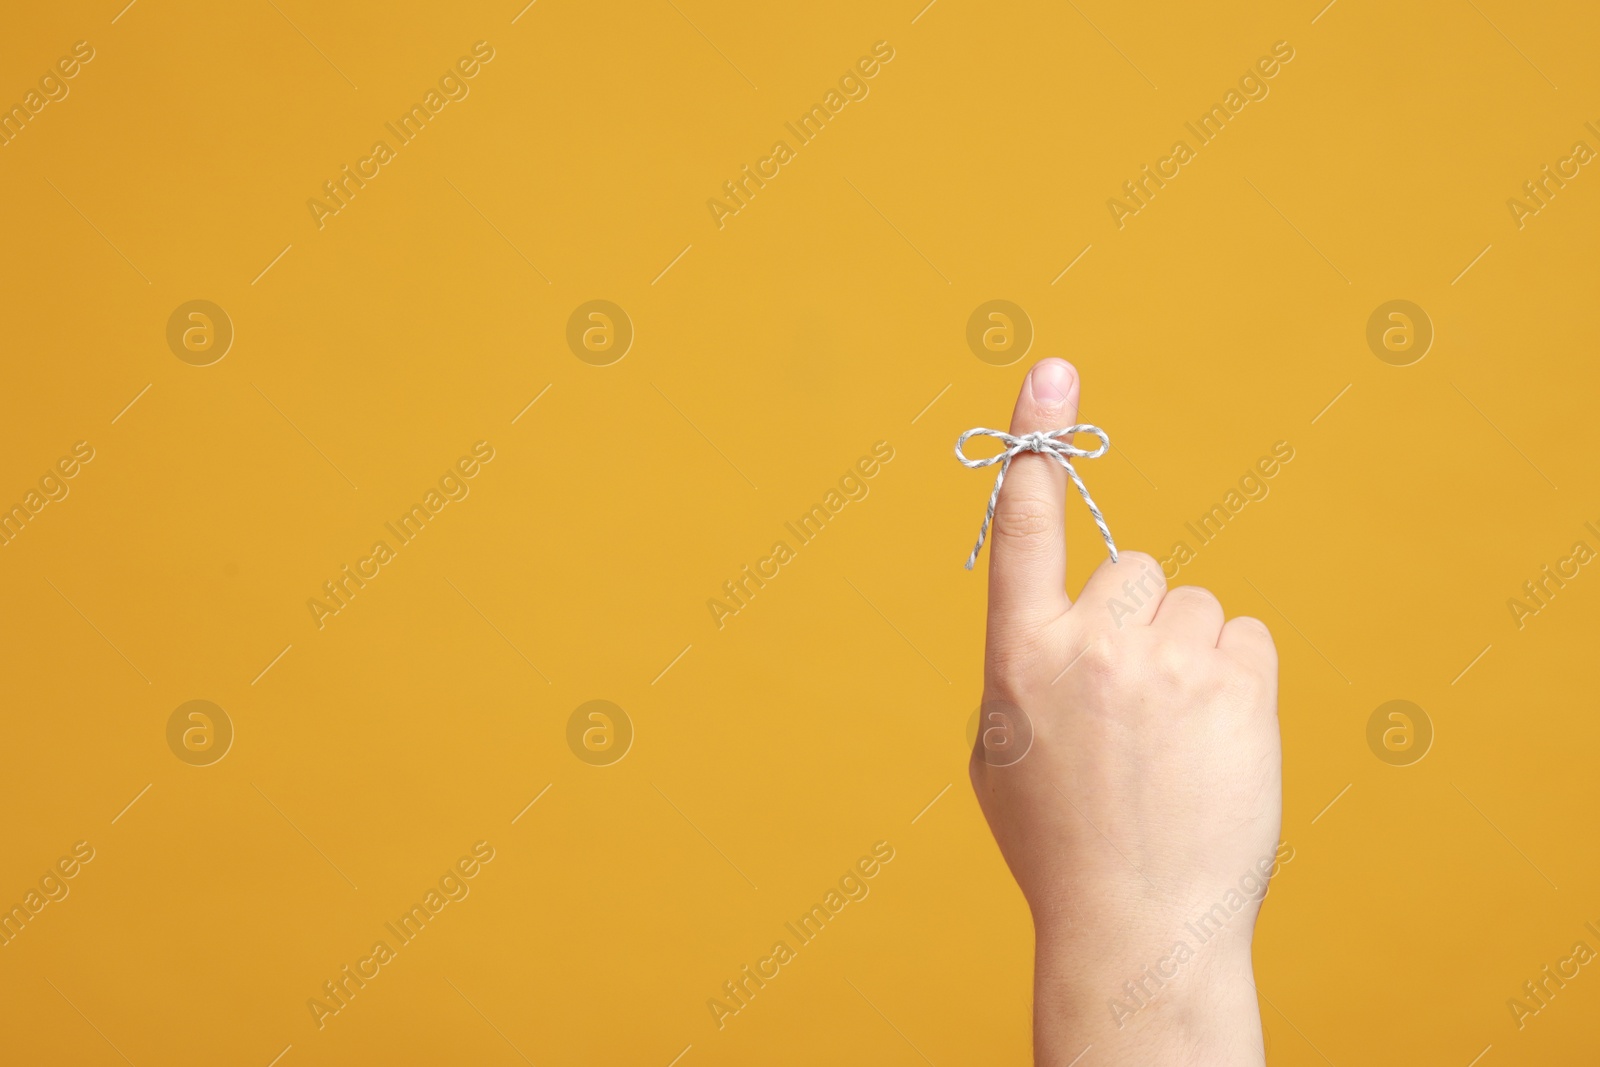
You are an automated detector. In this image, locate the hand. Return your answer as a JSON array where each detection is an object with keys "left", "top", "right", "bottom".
[{"left": 967, "top": 359, "right": 1285, "bottom": 1065}]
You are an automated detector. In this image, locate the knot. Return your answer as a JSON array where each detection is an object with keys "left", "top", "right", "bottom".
[
  {"left": 953, "top": 425, "right": 1118, "bottom": 570},
  {"left": 1019, "top": 431, "right": 1052, "bottom": 453}
]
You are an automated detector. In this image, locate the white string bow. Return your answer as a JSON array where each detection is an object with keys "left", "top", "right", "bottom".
[{"left": 954, "top": 425, "right": 1118, "bottom": 570}]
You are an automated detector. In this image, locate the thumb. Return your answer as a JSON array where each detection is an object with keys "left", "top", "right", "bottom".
[{"left": 986, "top": 359, "right": 1079, "bottom": 624}]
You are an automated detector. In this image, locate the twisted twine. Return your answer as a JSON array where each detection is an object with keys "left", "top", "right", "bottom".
[{"left": 954, "top": 425, "right": 1118, "bottom": 570}]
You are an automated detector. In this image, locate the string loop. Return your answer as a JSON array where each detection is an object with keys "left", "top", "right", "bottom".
[{"left": 954, "top": 425, "right": 1118, "bottom": 570}]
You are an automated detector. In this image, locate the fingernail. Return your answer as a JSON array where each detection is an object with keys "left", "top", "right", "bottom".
[{"left": 1030, "top": 360, "right": 1075, "bottom": 411}]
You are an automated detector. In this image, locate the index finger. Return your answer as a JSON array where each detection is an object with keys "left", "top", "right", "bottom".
[{"left": 985, "top": 359, "right": 1080, "bottom": 626}]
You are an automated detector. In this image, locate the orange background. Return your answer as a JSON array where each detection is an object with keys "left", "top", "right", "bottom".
[{"left": 1, "top": 1, "right": 1597, "bottom": 1064}]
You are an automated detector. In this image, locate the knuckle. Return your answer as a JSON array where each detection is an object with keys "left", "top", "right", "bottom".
[
  {"left": 1081, "top": 636, "right": 1128, "bottom": 682},
  {"left": 1226, "top": 616, "right": 1279, "bottom": 662},
  {"left": 990, "top": 498, "right": 1057, "bottom": 546},
  {"left": 1126, "top": 556, "right": 1168, "bottom": 598},
  {"left": 1168, "top": 586, "right": 1222, "bottom": 612},
  {"left": 1115, "top": 550, "right": 1162, "bottom": 577},
  {"left": 1230, "top": 615, "right": 1275, "bottom": 642},
  {"left": 1151, "top": 638, "right": 1196, "bottom": 680}
]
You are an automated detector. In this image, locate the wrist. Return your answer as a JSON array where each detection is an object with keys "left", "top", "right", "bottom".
[{"left": 1032, "top": 922, "right": 1264, "bottom": 1066}]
